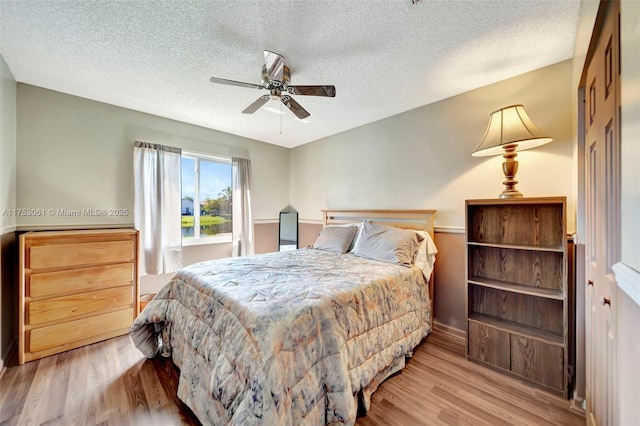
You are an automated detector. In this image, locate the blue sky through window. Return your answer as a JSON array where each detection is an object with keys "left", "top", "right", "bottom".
[{"left": 181, "top": 157, "right": 231, "bottom": 201}]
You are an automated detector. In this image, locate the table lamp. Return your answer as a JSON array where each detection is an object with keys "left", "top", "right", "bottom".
[{"left": 472, "top": 104, "right": 553, "bottom": 198}]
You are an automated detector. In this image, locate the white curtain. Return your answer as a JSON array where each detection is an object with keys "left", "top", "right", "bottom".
[
  {"left": 232, "top": 157, "right": 254, "bottom": 257},
  {"left": 134, "top": 141, "right": 183, "bottom": 274}
]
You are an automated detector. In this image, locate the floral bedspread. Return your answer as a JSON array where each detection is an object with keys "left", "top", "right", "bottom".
[{"left": 130, "top": 248, "right": 431, "bottom": 425}]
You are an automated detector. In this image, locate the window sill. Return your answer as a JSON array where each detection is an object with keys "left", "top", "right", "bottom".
[{"left": 182, "top": 236, "right": 232, "bottom": 247}]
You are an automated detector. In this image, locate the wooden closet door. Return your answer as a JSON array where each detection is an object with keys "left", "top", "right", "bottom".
[{"left": 584, "top": 1, "right": 620, "bottom": 425}]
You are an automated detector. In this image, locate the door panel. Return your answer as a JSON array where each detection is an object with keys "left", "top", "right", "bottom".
[{"left": 584, "top": 1, "right": 620, "bottom": 425}]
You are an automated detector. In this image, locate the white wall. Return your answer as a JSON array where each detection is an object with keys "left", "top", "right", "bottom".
[
  {"left": 16, "top": 84, "right": 291, "bottom": 228},
  {"left": 291, "top": 60, "right": 575, "bottom": 232}
]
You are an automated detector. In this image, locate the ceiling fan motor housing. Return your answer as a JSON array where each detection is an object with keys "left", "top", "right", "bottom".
[{"left": 262, "top": 65, "right": 291, "bottom": 92}]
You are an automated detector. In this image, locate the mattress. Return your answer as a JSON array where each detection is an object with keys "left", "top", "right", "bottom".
[{"left": 130, "top": 248, "right": 432, "bottom": 425}]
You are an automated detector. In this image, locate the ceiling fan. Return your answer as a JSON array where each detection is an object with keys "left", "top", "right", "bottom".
[{"left": 209, "top": 51, "right": 336, "bottom": 120}]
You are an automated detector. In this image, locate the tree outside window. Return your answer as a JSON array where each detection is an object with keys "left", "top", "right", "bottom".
[{"left": 181, "top": 154, "right": 232, "bottom": 241}]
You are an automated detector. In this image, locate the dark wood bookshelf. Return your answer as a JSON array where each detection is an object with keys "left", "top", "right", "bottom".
[{"left": 465, "top": 197, "right": 571, "bottom": 398}]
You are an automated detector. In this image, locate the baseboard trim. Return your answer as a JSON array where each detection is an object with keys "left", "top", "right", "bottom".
[
  {"left": 569, "top": 396, "right": 586, "bottom": 416},
  {"left": 433, "top": 320, "right": 465, "bottom": 340}
]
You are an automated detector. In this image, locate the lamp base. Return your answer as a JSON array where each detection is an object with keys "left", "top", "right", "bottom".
[
  {"left": 499, "top": 144, "right": 524, "bottom": 199},
  {"left": 499, "top": 189, "right": 523, "bottom": 199}
]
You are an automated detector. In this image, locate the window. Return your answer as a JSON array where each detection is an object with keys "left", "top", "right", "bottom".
[{"left": 181, "top": 153, "right": 232, "bottom": 243}]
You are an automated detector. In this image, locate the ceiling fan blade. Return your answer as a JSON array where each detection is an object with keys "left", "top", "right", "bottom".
[
  {"left": 287, "top": 85, "right": 336, "bottom": 97},
  {"left": 209, "top": 76, "right": 264, "bottom": 90},
  {"left": 281, "top": 95, "right": 310, "bottom": 119},
  {"left": 242, "top": 95, "right": 270, "bottom": 114},
  {"left": 264, "top": 50, "right": 284, "bottom": 82}
]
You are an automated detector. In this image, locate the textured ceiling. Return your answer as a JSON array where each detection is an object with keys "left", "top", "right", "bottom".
[{"left": 0, "top": 1, "right": 581, "bottom": 148}]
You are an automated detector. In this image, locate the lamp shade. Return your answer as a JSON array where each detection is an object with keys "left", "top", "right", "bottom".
[{"left": 472, "top": 104, "right": 553, "bottom": 157}]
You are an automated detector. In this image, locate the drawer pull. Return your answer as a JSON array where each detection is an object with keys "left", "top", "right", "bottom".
[
  {"left": 587, "top": 280, "right": 594, "bottom": 286},
  {"left": 601, "top": 296, "right": 611, "bottom": 306}
]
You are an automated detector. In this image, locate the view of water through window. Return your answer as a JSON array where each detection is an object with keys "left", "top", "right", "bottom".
[{"left": 181, "top": 155, "right": 232, "bottom": 239}]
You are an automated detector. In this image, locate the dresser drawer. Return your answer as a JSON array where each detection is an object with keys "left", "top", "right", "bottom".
[
  {"left": 29, "top": 308, "right": 134, "bottom": 353},
  {"left": 28, "top": 240, "right": 134, "bottom": 270},
  {"left": 28, "top": 263, "right": 133, "bottom": 298},
  {"left": 27, "top": 286, "right": 133, "bottom": 325}
]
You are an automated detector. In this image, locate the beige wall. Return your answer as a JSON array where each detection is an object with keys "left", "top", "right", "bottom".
[
  {"left": 0, "top": 55, "right": 17, "bottom": 372},
  {"left": 291, "top": 60, "right": 575, "bottom": 232},
  {"left": 299, "top": 222, "right": 322, "bottom": 248},
  {"left": 15, "top": 83, "right": 293, "bottom": 297},
  {"left": 431, "top": 232, "right": 466, "bottom": 330},
  {"left": 255, "top": 222, "right": 279, "bottom": 254},
  {"left": 291, "top": 60, "right": 576, "bottom": 332},
  {"left": 1, "top": 56, "right": 16, "bottom": 232},
  {"left": 15, "top": 84, "right": 291, "bottom": 228}
]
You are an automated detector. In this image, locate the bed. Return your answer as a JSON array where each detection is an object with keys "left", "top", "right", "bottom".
[{"left": 130, "top": 209, "right": 437, "bottom": 425}]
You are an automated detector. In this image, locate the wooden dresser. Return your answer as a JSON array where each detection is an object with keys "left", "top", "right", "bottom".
[
  {"left": 19, "top": 228, "right": 139, "bottom": 364},
  {"left": 465, "top": 197, "right": 573, "bottom": 397}
]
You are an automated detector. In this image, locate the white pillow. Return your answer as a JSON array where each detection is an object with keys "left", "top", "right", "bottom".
[
  {"left": 312, "top": 225, "right": 358, "bottom": 253},
  {"left": 414, "top": 230, "right": 438, "bottom": 280},
  {"left": 352, "top": 221, "right": 424, "bottom": 266}
]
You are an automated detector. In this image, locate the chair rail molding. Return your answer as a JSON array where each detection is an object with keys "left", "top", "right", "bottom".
[{"left": 0, "top": 225, "right": 17, "bottom": 235}]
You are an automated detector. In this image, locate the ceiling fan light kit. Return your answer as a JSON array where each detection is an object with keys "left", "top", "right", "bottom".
[{"left": 209, "top": 50, "right": 336, "bottom": 120}]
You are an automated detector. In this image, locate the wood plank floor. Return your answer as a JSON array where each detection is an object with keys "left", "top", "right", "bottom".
[{"left": 0, "top": 330, "right": 585, "bottom": 425}]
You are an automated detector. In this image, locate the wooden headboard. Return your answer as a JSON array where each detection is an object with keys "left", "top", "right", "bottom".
[{"left": 322, "top": 209, "right": 436, "bottom": 239}]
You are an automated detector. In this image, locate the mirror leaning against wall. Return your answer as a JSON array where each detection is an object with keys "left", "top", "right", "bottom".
[{"left": 279, "top": 211, "right": 298, "bottom": 251}]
